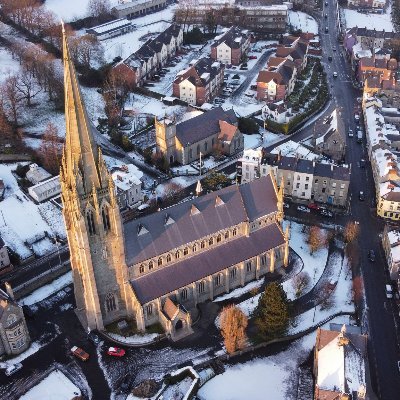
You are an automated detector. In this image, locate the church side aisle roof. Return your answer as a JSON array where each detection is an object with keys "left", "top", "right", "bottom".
[
  {"left": 123, "top": 175, "right": 278, "bottom": 266},
  {"left": 131, "top": 222, "right": 285, "bottom": 304}
]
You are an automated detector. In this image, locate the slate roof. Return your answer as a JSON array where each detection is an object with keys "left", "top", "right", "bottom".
[
  {"left": 175, "top": 106, "right": 237, "bottom": 145},
  {"left": 211, "top": 26, "right": 249, "bottom": 50},
  {"left": 258, "top": 59, "right": 295, "bottom": 85},
  {"left": 123, "top": 175, "right": 278, "bottom": 266},
  {"left": 130, "top": 222, "right": 285, "bottom": 304}
]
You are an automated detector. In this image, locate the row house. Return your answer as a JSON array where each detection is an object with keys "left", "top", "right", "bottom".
[
  {"left": 155, "top": 106, "right": 244, "bottom": 166},
  {"left": 357, "top": 56, "right": 397, "bottom": 84},
  {"left": 363, "top": 94, "right": 400, "bottom": 220},
  {"left": 347, "top": 0, "right": 385, "bottom": 9},
  {"left": 237, "top": 149, "right": 350, "bottom": 207},
  {"left": 210, "top": 26, "right": 251, "bottom": 66},
  {"left": 175, "top": 2, "right": 288, "bottom": 33},
  {"left": 275, "top": 35, "right": 309, "bottom": 72},
  {"left": 344, "top": 27, "right": 400, "bottom": 53},
  {"left": 113, "top": 24, "right": 183, "bottom": 87},
  {"left": 312, "top": 108, "right": 346, "bottom": 162},
  {"left": 172, "top": 58, "right": 225, "bottom": 106},
  {"left": 382, "top": 226, "right": 400, "bottom": 286},
  {"left": 256, "top": 58, "right": 297, "bottom": 101}
]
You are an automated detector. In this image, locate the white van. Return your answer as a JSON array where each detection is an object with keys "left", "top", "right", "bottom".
[{"left": 386, "top": 284, "right": 393, "bottom": 299}]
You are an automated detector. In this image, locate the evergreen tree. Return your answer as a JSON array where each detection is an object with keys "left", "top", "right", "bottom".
[{"left": 255, "top": 282, "right": 289, "bottom": 340}]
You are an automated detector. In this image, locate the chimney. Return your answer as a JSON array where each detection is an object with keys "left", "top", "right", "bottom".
[{"left": 5, "top": 282, "right": 14, "bottom": 301}]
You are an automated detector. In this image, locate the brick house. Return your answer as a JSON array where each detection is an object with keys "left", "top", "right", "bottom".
[
  {"left": 275, "top": 35, "right": 309, "bottom": 72},
  {"left": 347, "top": 0, "right": 385, "bottom": 9},
  {"left": 172, "top": 58, "right": 225, "bottom": 106},
  {"left": 210, "top": 26, "right": 251, "bottom": 66},
  {"left": 357, "top": 56, "right": 397, "bottom": 84},
  {"left": 256, "top": 58, "right": 296, "bottom": 101},
  {"left": 113, "top": 24, "right": 183, "bottom": 87}
]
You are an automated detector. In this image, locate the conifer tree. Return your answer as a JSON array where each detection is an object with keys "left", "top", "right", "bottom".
[{"left": 255, "top": 282, "right": 289, "bottom": 340}]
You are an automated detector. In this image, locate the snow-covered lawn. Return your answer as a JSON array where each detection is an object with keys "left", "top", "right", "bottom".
[
  {"left": 288, "top": 11, "right": 319, "bottom": 34},
  {"left": 214, "top": 279, "right": 264, "bottom": 303},
  {"left": 198, "top": 331, "right": 315, "bottom": 400},
  {"left": 0, "top": 44, "right": 20, "bottom": 84},
  {"left": 282, "top": 221, "right": 329, "bottom": 300},
  {"left": 343, "top": 5, "right": 393, "bottom": 30},
  {"left": 20, "top": 272, "right": 72, "bottom": 306},
  {"left": 0, "top": 164, "right": 65, "bottom": 259},
  {"left": 107, "top": 331, "right": 160, "bottom": 345},
  {"left": 19, "top": 370, "right": 81, "bottom": 400}
]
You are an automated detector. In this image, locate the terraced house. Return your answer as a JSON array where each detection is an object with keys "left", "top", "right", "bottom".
[
  {"left": 172, "top": 58, "right": 225, "bottom": 105},
  {"left": 113, "top": 24, "right": 183, "bottom": 87},
  {"left": 60, "top": 29, "right": 287, "bottom": 341}
]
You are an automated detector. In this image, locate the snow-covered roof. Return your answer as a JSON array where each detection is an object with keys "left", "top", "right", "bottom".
[
  {"left": 87, "top": 18, "right": 131, "bottom": 35},
  {"left": 111, "top": 164, "right": 143, "bottom": 191},
  {"left": 239, "top": 147, "right": 263, "bottom": 164},
  {"left": 352, "top": 42, "right": 372, "bottom": 59},
  {"left": 26, "top": 164, "right": 52, "bottom": 184},
  {"left": 271, "top": 140, "right": 320, "bottom": 161}
]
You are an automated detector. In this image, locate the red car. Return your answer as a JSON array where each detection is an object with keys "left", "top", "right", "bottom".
[
  {"left": 249, "top": 55, "right": 257, "bottom": 60},
  {"left": 107, "top": 347, "right": 125, "bottom": 357},
  {"left": 308, "top": 203, "right": 319, "bottom": 210}
]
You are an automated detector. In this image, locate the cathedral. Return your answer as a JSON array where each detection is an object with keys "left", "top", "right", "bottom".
[{"left": 60, "top": 27, "right": 289, "bottom": 340}]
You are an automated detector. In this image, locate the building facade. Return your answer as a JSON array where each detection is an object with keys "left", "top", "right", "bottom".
[
  {"left": 382, "top": 225, "right": 400, "bottom": 285},
  {"left": 0, "top": 237, "right": 11, "bottom": 273},
  {"left": 172, "top": 58, "right": 225, "bottom": 106},
  {"left": 155, "top": 107, "right": 244, "bottom": 166},
  {"left": 0, "top": 284, "right": 31, "bottom": 356},
  {"left": 86, "top": 19, "right": 134, "bottom": 40},
  {"left": 111, "top": 0, "right": 167, "bottom": 19},
  {"left": 28, "top": 176, "right": 61, "bottom": 203},
  {"left": 210, "top": 26, "right": 251, "bottom": 65},
  {"left": 237, "top": 149, "right": 350, "bottom": 206},
  {"left": 60, "top": 27, "right": 288, "bottom": 340}
]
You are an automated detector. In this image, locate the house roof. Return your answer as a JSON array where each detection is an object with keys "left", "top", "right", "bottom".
[
  {"left": 123, "top": 175, "right": 279, "bottom": 266},
  {"left": 163, "top": 297, "right": 179, "bottom": 320},
  {"left": 175, "top": 106, "right": 237, "bottom": 145},
  {"left": 218, "top": 120, "right": 238, "bottom": 143},
  {"left": 258, "top": 59, "right": 295, "bottom": 85},
  {"left": 211, "top": 26, "right": 249, "bottom": 50},
  {"left": 130, "top": 222, "right": 285, "bottom": 304}
]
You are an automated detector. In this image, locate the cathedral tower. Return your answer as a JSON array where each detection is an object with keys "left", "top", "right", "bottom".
[{"left": 60, "top": 25, "right": 132, "bottom": 331}]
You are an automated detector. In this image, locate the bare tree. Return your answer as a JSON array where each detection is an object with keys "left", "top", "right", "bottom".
[
  {"left": 87, "top": 0, "right": 111, "bottom": 18},
  {"left": 319, "top": 282, "right": 334, "bottom": 310},
  {"left": 292, "top": 271, "right": 311, "bottom": 297},
  {"left": 2, "top": 75, "right": 23, "bottom": 126},
  {"left": 16, "top": 70, "right": 42, "bottom": 106},
  {"left": 344, "top": 221, "right": 360, "bottom": 244},
  {"left": 307, "top": 226, "right": 326, "bottom": 254},
  {"left": 219, "top": 305, "right": 248, "bottom": 354},
  {"left": 162, "top": 182, "right": 183, "bottom": 201},
  {"left": 40, "top": 122, "right": 62, "bottom": 175},
  {"left": 352, "top": 275, "right": 364, "bottom": 305},
  {"left": 69, "top": 34, "right": 104, "bottom": 69}
]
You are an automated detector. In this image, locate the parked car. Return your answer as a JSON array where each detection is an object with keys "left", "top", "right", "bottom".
[
  {"left": 244, "top": 91, "right": 253, "bottom": 97},
  {"left": 360, "top": 158, "right": 366, "bottom": 168},
  {"left": 5, "top": 363, "right": 22, "bottom": 376},
  {"left": 71, "top": 346, "right": 89, "bottom": 361},
  {"left": 325, "top": 26, "right": 329, "bottom": 33},
  {"left": 386, "top": 284, "right": 393, "bottom": 299},
  {"left": 324, "top": 13, "right": 328, "bottom": 18},
  {"left": 348, "top": 129, "right": 354, "bottom": 137},
  {"left": 308, "top": 203, "right": 319, "bottom": 210},
  {"left": 368, "top": 250, "right": 375, "bottom": 262},
  {"left": 249, "top": 55, "right": 257, "bottom": 60},
  {"left": 87, "top": 331, "right": 101, "bottom": 346},
  {"left": 328, "top": 56, "right": 332, "bottom": 61},
  {"left": 297, "top": 205, "right": 310, "bottom": 213},
  {"left": 232, "top": 74, "right": 240, "bottom": 80},
  {"left": 107, "top": 347, "right": 126, "bottom": 357},
  {"left": 359, "top": 191, "right": 365, "bottom": 201},
  {"left": 320, "top": 209, "right": 333, "bottom": 217},
  {"left": 354, "top": 114, "right": 360, "bottom": 121},
  {"left": 283, "top": 202, "right": 290, "bottom": 209},
  {"left": 332, "top": 47, "right": 336, "bottom": 51},
  {"left": 333, "top": 71, "right": 338, "bottom": 77}
]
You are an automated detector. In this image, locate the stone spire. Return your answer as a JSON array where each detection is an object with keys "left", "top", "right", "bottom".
[{"left": 61, "top": 22, "right": 101, "bottom": 193}]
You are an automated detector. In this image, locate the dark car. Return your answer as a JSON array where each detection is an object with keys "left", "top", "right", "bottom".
[
  {"left": 359, "top": 191, "right": 365, "bottom": 201},
  {"left": 87, "top": 331, "right": 101, "bottom": 346},
  {"left": 328, "top": 56, "right": 332, "bottom": 61},
  {"left": 324, "top": 13, "right": 328, "bottom": 18},
  {"left": 368, "top": 250, "right": 375, "bottom": 262}
]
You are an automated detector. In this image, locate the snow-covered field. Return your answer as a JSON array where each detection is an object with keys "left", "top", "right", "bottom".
[
  {"left": 288, "top": 11, "right": 319, "bottom": 35},
  {"left": 19, "top": 370, "right": 81, "bottom": 400},
  {"left": 343, "top": 5, "right": 393, "bottom": 30},
  {"left": 0, "top": 164, "right": 65, "bottom": 259}
]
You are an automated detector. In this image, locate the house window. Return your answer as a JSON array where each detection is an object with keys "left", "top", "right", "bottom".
[
  {"left": 332, "top": 182, "right": 337, "bottom": 188},
  {"left": 201, "top": 241, "right": 205, "bottom": 249},
  {"left": 296, "top": 183, "right": 300, "bottom": 189},
  {"left": 305, "top": 184, "right": 308, "bottom": 189},
  {"left": 204, "top": 142, "right": 208, "bottom": 152},
  {"left": 158, "top": 257, "right": 163, "bottom": 266},
  {"left": 198, "top": 280, "right": 206, "bottom": 293},
  {"left": 149, "top": 261, "right": 154, "bottom": 270},
  {"left": 146, "top": 304, "right": 153, "bottom": 316},
  {"left": 105, "top": 293, "right": 117, "bottom": 313},
  {"left": 209, "top": 237, "right": 214, "bottom": 246},
  {"left": 233, "top": 228, "right": 237, "bottom": 236},
  {"left": 246, "top": 261, "right": 252, "bottom": 272},
  {"left": 166, "top": 253, "right": 172, "bottom": 262},
  {"left": 315, "top": 179, "right": 319, "bottom": 183},
  {"left": 175, "top": 251, "right": 180, "bottom": 259},
  {"left": 306, "top": 176, "right": 309, "bottom": 181},
  {"left": 214, "top": 274, "right": 222, "bottom": 287},
  {"left": 217, "top": 234, "right": 222, "bottom": 243},
  {"left": 193, "top": 244, "right": 197, "bottom": 252},
  {"left": 184, "top": 247, "right": 189, "bottom": 255},
  {"left": 181, "top": 288, "right": 188, "bottom": 300},
  {"left": 139, "top": 265, "right": 145, "bottom": 274},
  {"left": 230, "top": 267, "right": 237, "bottom": 280},
  {"left": 197, "top": 144, "right": 200, "bottom": 155}
]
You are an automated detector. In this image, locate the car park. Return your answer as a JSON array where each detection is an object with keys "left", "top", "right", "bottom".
[
  {"left": 71, "top": 346, "right": 89, "bottom": 361},
  {"left": 107, "top": 347, "right": 126, "bottom": 357},
  {"left": 359, "top": 191, "right": 365, "bottom": 201},
  {"left": 368, "top": 250, "right": 375, "bottom": 262},
  {"left": 297, "top": 205, "right": 310, "bottom": 213},
  {"left": 5, "top": 363, "right": 23, "bottom": 376}
]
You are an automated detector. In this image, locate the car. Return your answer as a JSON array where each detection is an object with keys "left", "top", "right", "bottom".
[
  {"left": 328, "top": 56, "right": 332, "bottom": 61},
  {"left": 297, "top": 205, "right": 310, "bottom": 213},
  {"left": 368, "top": 250, "right": 375, "bottom": 262},
  {"left": 332, "top": 47, "right": 336, "bottom": 51},
  {"left": 354, "top": 114, "right": 360, "bottom": 121},
  {"left": 244, "top": 91, "right": 254, "bottom": 97},
  {"left": 333, "top": 72, "right": 338, "bottom": 77},
  {"left": 249, "top": 55, "right": 257, "bottom": 60},
  {"left": 320, "top": 209, "right": 333, "bottom": 217},
  {"left": 71, "top": 346, "right": 89, "bottom": 361},
  {"left": 360, "top": 158, "right": 366, "bottom": 168},
  {"left": 325, "top": 27, "right": 329, "bottom": 33},
  {"left": 230, "top": 81, "right": 240, "bottom": 86},
  {"left": 87, "top": 331, "right": 101, "bottom": 346},
  {"left": 240, "top": 66, "right": 248, "bottom": 70},
  {"left": 348, "top": 129, "right": 354, "bottom": 137},
  {"left": 325, "top": 1, "right": 328, "bottom": 4},
  {"left": 223, "top": 87, "right": 233, "bottom": 93},
  {"left": 324, "top": 13, "right": 328, "bottom": 18},
  {"left": 308, "top": 203, "right": 319, "bottom": 210},
  {"left": 386, "top": 284, "right": 393, "bottom": 299},
  {"left": 359, "top": 191, "right": 365, "bottom": 201},
  {"left": 283, "top": 202, "right": 290, "bottom": 209},
  {"left": 5, "top": 363, "right": 23, "bottom": 376},
  {"left": 232, "top": 74, "right": 240, "bottom": 80},
  {"left": 398, "top": 361, "right": 400, "bottom": 373},
  {"left": 107, "top": 347, "right": 126, "bottom": 357}
]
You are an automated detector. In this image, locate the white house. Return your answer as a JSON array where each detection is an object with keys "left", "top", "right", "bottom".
[
  {"left": 291, "top": 158, "right": 314, "bottom": 200},
  {"left": 237, "top": 148, "right": 263, "bottom": 184},
  {"left": 26, "top": 164, "right": 52, "bottom": 185},
  {"left": 28, "top": 176, "right": 61, "bottom": 203}
]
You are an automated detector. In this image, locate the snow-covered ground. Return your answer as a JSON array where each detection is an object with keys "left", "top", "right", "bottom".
[
  {"left": 281, "top": 221, "right": 329, "bottom": 300},
  {"left": 19, "top": 370, "right": 81, "bottom": 400},
  {"left": 107, "top": 331, "right": 160, "bottom": 345},
  {"left": 20, "top": 272, "right": 72, "bottom": 306},
  {"left": 288, "top": 11, "right": 319, "bottom": 34},
  {"left": 343, "top": 4, "right": 393, "bottom": 30},
  {"left": 0, "top": 341, "right": 44, "bottom": 369},
  {"left": 0, "top": 164, "right": 65, "bottom": 259}
]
